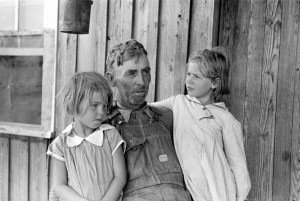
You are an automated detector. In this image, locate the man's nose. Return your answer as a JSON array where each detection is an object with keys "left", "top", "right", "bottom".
[{"left": 136, "top": 71, "right": 145, "bottom": 86}]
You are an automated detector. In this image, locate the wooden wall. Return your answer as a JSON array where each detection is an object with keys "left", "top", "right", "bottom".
[
  {"left": 219, "top": 0, "right": 300, "bottom": 200},
  {"left": 1, "top": 0, "right": 299, "bottom": 201}
]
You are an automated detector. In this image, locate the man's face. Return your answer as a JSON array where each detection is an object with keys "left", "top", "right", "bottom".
[{"left": 113, "top": 53, "right": 151, "bottom": 109}]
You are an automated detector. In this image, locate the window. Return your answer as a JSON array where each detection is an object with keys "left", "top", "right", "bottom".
[
  {"left": 0, "top": 0, "right": 44, "bottom": 31},
  {"left": 0, "top": 0, "right": 58, "bottom": 138}
]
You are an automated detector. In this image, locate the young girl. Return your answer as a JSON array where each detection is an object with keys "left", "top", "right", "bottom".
[
  {"left": 150, "top": 47, "right": 251, "bottom": 201},
  {"left": 47, "top": 72, "right": 126, "bottom": 201}
]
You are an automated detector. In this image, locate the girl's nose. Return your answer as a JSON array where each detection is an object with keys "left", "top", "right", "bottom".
[
  {"left": 97, "top": 105, "right": 105, "bottom": 115},
  {"left": 186, "top": 76, "right": 192, "bottom": 84}
]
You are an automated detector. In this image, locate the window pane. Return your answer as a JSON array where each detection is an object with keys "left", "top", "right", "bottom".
[
  {"left": 0, "top": 56, "right": 43, "bottom": 125},
  {"left": 19, "top": 0, "right": 44, "bottom": 30},
  {"left": 0, "top": 0, "right": 15, "bottom": 31}
]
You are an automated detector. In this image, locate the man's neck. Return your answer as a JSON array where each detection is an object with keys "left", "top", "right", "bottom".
[{"left": 117, "top": 100, "right": 147, "bottom": 110}]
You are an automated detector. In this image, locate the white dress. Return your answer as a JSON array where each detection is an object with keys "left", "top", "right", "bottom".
[{"left": 150, "top": 95, "right": 251, "bottom": 201}]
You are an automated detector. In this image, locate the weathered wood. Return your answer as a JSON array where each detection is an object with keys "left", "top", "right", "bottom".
[
  {"left": 133, "top": 0, "right": 160, "bottom": 102},
  {"left": 228, "top": 0, "right": 250, "bottom": 120},
  {"left": 273, "top": 0, "right": 298, "bottom": 200},
  {"left": 290, "top": 2, "right": 300, "bottom": 200},
  {"left": 218, "top": 0, "right": 237, "bottom": 71},
  {"left": 55, "top": 33, "right": 77, "bottom": 134},
  {"left": 0, "top": 30, "right": 43, "bottom": 36},
  {"left": 0, "top": 48, "right": 44, "bottom": 56},
  {"left": 243, "top": 0, "right": 267, "bottom": 200},
  {"left": 41, "top": 29, "right": 56, "bottom": 138},
  {"left": 0, "top": 136, "right": 9, "bottom": 201},
  {"left": 156, "top": 0, "right": 190, "bottom": 100},
  {"left": 257, "top": 1, "right": 282, "bottom": 201},
  {"left": 107, "top": 0, "right": 133, "bottom": 52},
  {"left": 172, "top": 0, "right": 190, "bottom": 95},
  {"left": 10, "top": 138, "right": 29, "bottom": 201},
  {"left": 77, "top": 0, "right": 108, "bottom": 74},
  {"left": 29, "top": 138, "right": 48, "bottom": 201},
  {"left": 189, "top": 0, "right": 219, "bottom": 54},
  {"left": 273, "top": 0, "right": 297, "bottom": 199}
]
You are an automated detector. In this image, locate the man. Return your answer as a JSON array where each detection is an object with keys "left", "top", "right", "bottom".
[{"left": 105, "top": 39, "right": 191, "bottom": 201}]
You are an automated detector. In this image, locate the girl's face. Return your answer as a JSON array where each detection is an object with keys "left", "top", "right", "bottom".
[
  {"left": 74, "top": 91, "right": 107, "bottom": 136},
  {"left": 185, "top": 62, "right": 215, "bottom": 104}
]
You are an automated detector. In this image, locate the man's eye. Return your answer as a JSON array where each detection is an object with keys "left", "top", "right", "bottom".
[
  {"left": 127, "top": 71, "right": 135, "bottom": 75},
  {"left": 143, "top": 68, "right": 151, "bottom": 74}
]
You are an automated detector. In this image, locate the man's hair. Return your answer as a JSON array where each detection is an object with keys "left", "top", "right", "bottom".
[
  {"left": 106, "top": 39, "right": 148, "bottom": 72},
  {"left": 58, "top": 71, "right": 113, "bottom": 115},
  {"left": 187, "top": 46, "right": 230, "bottom": 102}
]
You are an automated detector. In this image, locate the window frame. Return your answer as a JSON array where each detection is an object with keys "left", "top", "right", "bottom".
[{"left": 0, "top": 0, "right": 58, "bottom": 138}]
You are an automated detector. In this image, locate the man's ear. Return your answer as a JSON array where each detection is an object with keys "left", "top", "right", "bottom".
[{"left": 105, "top": 72, "right": 116, "bottom": 87}]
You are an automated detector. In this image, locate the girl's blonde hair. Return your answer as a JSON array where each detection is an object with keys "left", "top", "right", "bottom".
[
  {"left": 58, "top": 72, "right": 113, "bottom": 115},
  {"left": 187, "top": 46, "right": 230, "bottom": 102}
]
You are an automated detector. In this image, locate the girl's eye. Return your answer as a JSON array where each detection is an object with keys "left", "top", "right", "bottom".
[{"left": 90, "top": 104, "right": 97, "bottom": 109}]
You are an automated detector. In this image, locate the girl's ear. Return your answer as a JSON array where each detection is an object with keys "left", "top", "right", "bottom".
[
  {"left": 105, "top": 72, "right": 116, "bottom": 87},
  {"left": 212, "top": 77, "right": 220, "bottom": 89}
]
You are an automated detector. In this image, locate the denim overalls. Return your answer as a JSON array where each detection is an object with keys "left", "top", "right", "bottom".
[{"left": 109, "top": 105, "right": 191, "bottom": 201}]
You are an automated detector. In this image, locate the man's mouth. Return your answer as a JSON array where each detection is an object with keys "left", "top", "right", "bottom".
[{"left": 133, "top": 89, "right": 146, "bottom": 96}]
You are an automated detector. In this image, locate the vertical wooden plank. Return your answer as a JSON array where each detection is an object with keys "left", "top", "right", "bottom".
[
  {"left": 133, "top": 0, "right": 160, "bottom": 102},
  {"left": 29, "top": 139, "right": 48, "bottom": 201},
  {"left": 77, "top": 0, "right": 108, "bottom": 74},
  {"left": 228, "top": 0, "right": 250, "bottom": 120},
  {"left": 172, "top": 0, "right": 190, "bottom": 95},
  {"left": 188, "top": 0, "right": 218, "bottom": 54},
  {"left": 218, "top": 0, "right": 237, "bottom": 72},
  {"left": 0, "top": 135, "right": 9, "bottom": 201},
  {"left": 42, "top": 29, "right": 56, "bottom": 138},
  {"left": 290, "top": 2, "right": 300, "bottom": 199},
  {"left": 106, "top": 0, "right": 133, "bottom": 53},
  {"left": 156, "top": 0, "right": 191, "bottom": 100},
  {"left": 243, "top": 0, "right": 267, "bottom": 200},
  {"left": 55, "top": 33, "right": 77, "bottom": 133},
  {"left": 290, "top": 3, "right": 300, "bottom": 197},
  {"left": 273, "top": 0, "right": 298, "bottom": 200},
  {"left": 257, "top": 0, "right": 282, "bottom": 201},
  {"left": 290, "top": 1, "right": 300, "bottom": 198},
  {"left": 10, "top": 137, "right": 29, "bottom": 201}
]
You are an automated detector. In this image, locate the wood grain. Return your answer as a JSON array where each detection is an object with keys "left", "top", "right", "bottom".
[{"left": 273, "top": 0, "right": 297, "bottom": 199}]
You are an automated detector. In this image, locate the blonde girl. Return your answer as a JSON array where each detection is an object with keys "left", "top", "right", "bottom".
[
  {"left": 47, "top": 72, "right": 126, "bottom": 201},
  {"left": 151, "top": 47, "right": 251, "bottom": 201}
]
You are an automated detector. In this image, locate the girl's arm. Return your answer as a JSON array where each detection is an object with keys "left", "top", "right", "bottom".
[
  {"left": 223, "top": 120, "right": 251, "bottom": 201},
  {"left": 148, "top": 96, "right": 176, "bottom": 110},
  {"left": 101, "top": 146, "right": 127, "bottom": 201},
  {"left": 52, "top": 159, "right": 89, "bottom": 201}
]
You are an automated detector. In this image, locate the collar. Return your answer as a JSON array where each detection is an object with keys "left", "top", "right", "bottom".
[
  {"left": 62, "top": 123, "right": 114, "bottom": 147},
  {"left": 186, "top": 94, "right": 227, "bottom": 110},
  {"left": 117, "top": 104, "right": 154, "bottom": 123}
]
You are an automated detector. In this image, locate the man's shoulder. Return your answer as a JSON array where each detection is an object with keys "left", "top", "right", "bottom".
[{"left": 148, "top": 104, "right": 173, "bottom": 117}]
